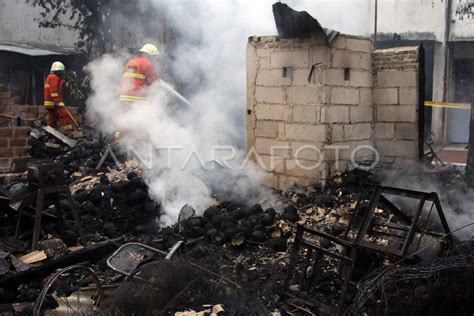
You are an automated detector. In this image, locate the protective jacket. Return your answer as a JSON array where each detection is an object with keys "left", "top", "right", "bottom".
[
  {"left": 44, "top": 73, "right": 66, "bottom": 107},
  {"left": 43, "top": 73, "right": 72, "bottom": 131},
  {"left": 119, "top": 55, "right": 159, "bottom": 102}
]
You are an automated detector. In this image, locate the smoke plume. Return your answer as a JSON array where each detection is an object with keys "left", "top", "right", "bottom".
[{"left": 85, "top": 1, "right": 372, "bottom": 225}]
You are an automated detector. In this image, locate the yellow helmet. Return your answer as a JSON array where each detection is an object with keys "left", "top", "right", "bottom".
[
  {"left": 139, "top": 43, "right": 159, "bottom": 56},
  {"left": 51, "top": 61, "right": 65, "bottom": 72}
]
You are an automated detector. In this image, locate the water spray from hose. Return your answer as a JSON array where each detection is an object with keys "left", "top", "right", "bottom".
[{"left": 159, "top": 80, "right": 195, "bottom": 110}]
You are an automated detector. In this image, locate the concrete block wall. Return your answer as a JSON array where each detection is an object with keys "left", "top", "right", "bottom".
[
  {"left": 372, "top": 47, "right": 420, "bottom": 168},
  {"left": 247, "top": 34, "right": 375, "bottom": 188},
  {"left": 0, "top": 127, "right": 31, "bottom": 173},
  {"left": 247, "top": 34, "right": 328, "bottom": 188},
  {"left": 324, "top": 35, "right": 375, "bottom": 174},
  {"left": 247, "top": 35, "right": 421, "bottom": 189}
]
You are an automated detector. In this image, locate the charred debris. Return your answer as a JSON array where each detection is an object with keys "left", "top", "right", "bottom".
[{"left": 0, "top": 129, "right": 473, "bottom": 315}]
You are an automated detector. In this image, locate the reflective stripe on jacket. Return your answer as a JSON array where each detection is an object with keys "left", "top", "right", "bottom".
[
  {"left": 44, "top": 73, "right": 66, "bottom": 107},
  {"left": 119, "top": 55, "right": 159, "bottom": 102}
]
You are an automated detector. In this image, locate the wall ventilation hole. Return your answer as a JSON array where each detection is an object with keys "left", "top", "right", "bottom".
[
  {"left": 283, "top": 67, "right": 293, "bottom": 78},
  {"left": 344, "top": 68, "right": 350, "bottom": 81}
]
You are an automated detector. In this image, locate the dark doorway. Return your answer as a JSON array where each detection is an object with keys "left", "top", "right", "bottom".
[{"left": 449, "top": 58, "right": 474, "bottom": 143}]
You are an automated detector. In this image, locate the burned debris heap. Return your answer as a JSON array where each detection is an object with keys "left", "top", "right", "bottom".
[{"left": 0, "top": 124, "right": 473, "bottom": 315}]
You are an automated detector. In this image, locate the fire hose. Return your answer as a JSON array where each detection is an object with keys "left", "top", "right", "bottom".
[
  {"left": 0, "top": 105, "right": 80, "bottom": 128},
  {"left": 0, "top": 112, "right": 47, "bottom": 122}
]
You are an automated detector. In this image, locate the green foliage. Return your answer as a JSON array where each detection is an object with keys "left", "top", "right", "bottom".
[
  {"left": 64, "top": 69, "right": 91, "bottom": 109},
  {"left": 455, "top": 1, "right": 474, "bottom": 20}
]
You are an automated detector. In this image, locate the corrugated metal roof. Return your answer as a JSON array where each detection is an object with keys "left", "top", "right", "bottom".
[
  {"left": 272, "top": 3, "right": 340, "bottom": 43},
  {"left": 0, "top": 43, "right": 74, "bottom": 56}
]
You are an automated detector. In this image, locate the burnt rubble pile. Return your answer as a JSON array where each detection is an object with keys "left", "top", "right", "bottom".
[
  {"left": 0, "top": 158, "right": 379, "bottom": 314},
  {"left": 95, "top": 169, "right": 381, "bottom": 315},
  {"left": 30, "top": 128, "right": 120, "bottom": 183},
  {"left": 70, "top": 167, "right": 161, "bottom": 240},
  {"left": 1, "top": 128, "right": 474, "bottom": 315},
  {"left": 97, "top": 168, "right": 474, "bottom": 315},
  {"left": 0, "top": 163, "right": 157, "bottom": 248},
  {"left": 101, "top": 259, "right": 270, "bottom": 315},
  {"left": 349, "top": 251, "right": 474, "bottom": 315},
  {"left": 178, "top": 169, "right": 379, "bottom": 253}
]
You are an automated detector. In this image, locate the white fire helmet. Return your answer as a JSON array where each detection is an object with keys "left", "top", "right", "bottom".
[
  {"left": 139, "top": 43, "right": 159, "bottom": 56},
  {"left": 50, "top": 61, "right": 65, "bottom": 72}
]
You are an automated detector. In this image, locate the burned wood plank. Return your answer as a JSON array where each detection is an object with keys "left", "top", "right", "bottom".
[
  {"left": 19, "top": 251, "right": 47, "bottom": 264},
  {"left": 42, "top": 126, "right": 77, "bottom": 148},
  {"left": 0, "top": 242, "right": 117, "bottom": 289}
]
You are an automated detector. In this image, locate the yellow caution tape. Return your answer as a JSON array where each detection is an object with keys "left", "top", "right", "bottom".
[{"left": 424, "top": 101, "right": 471, "bottom": 109}]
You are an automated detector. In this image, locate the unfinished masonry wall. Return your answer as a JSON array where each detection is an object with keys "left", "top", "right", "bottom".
[
  {"left": 247, "top": 34, "right": 420, "bottom": 189},
  {"left": 247, "top": 34, "right": 374, "bottom": 188},
  {"left": 372, "top": 47, "right": 420, "bottom": 167}
]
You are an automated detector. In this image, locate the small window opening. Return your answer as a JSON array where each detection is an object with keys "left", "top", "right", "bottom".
[
  {"left": 344, "top": 68, "right": 350, "bottom": 81},
  {"left": 283, "top": 67, "right": 293, "bottom": 78}
]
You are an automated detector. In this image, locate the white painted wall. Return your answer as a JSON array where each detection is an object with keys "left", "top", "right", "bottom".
[
  {"left": 370, "top": 0, "right": 474, "bottom": 42},
  {"left": 0, "top": 0, "right": 79, "bottom": 50},
  {"left": 370, "top": 0, "right": 446, "bottom": 41}
]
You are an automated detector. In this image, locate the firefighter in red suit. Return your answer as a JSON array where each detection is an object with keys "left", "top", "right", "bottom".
[
  {"left": 119, "top": 43, "right": 160, "bottom": 103},
  {"left": 43, "top": 61, "right": 73, "bottom": 133},
  {"left": 115, "top": 44, "right": 160, "bottom": 142}
]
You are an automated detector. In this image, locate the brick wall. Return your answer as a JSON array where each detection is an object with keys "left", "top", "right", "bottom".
[
  {"left": 372, "top": 47, "right": 420, "bottom": 168},
  {"left": 1, "top": 88, "right": 82, "bottom": 127},
  {"left": 0, "top": 103, "right": 82, "bottom": 128},
  {"left": 247, "top": 34, "right": 421, "bottom": 189},
  {"left": 0, "top": 90, "right": 82, "bottom": 174},
  {"left": 0, "top": 127, "right": 31, "bottom": 173},
  {"left": 0, "top": 91, "right": 15, "bottom": 107}
]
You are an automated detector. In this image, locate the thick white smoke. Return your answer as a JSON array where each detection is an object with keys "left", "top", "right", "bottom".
[
  {"left": 152, "top": 0, "right": 371, "bottom": 148},
  {"left": 86, "top": 1, "right": 372, "bottom": 225},
  {"left": 86, "top": 54, "right": 267, "bottom": 225}
]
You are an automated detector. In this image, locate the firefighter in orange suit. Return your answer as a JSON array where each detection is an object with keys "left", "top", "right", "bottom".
[
  {"left": 44, "top": 61, "right": 73, "bottom": 133},
  {"left": 115, "top": 44, "right": 160, "bottom": 142},
  {"left": 119, "top": 43, "right": 160, "bottom": 103}
]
